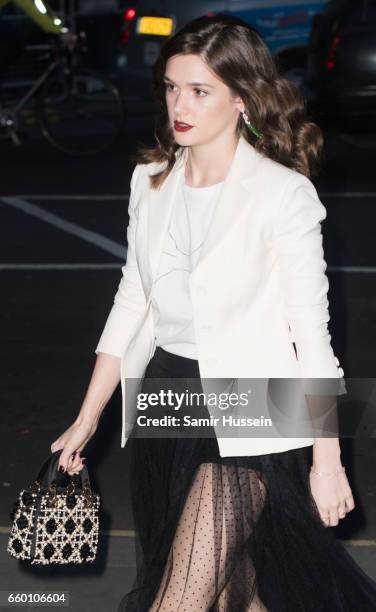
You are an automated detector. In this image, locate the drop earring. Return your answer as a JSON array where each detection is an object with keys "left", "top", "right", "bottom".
[{"left": 241, "top": 110, "right": 263, "bottom": 140}]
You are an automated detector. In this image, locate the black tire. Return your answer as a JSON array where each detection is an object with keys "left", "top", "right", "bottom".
[{"left": 37, "top": 66, "right": 125, "bottom": 155}]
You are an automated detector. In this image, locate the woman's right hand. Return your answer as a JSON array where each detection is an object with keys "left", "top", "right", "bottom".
[{"left": 50, "top": 417, "right": 98, "bottom": 476}]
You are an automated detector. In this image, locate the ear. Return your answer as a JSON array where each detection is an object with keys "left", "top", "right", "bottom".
[{"left": 233, "top": 94, "right": 245, "bottom": 114}]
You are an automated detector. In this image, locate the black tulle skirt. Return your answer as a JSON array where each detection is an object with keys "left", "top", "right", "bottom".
[{"left": 118, "top": 347, "right": 376, "bottom": 612}]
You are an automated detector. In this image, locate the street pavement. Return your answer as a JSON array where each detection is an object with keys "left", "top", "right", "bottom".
[{"left": 0, "top": 115, "right": 375, "bottom": 610}]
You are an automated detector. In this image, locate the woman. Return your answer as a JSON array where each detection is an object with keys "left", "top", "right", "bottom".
[{"left": 51, "top": 14, "right": 376, "bottom": 612}]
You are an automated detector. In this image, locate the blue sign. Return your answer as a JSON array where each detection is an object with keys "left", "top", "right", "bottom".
[{"left": 227, "top": 1, "right": 328, "bottom": 53}]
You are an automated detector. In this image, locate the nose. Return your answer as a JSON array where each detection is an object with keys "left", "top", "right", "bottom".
[{"left": 173, "top": 90, "right": 188, "bottom": 116}]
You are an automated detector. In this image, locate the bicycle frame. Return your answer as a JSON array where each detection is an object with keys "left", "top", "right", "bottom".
[
  {"left": 11, "top": 58, "right": 60, "bottom": 115},
  {"left": 0, "top": 32, "right": 125, "bottom": 156},
  {"left": 1, "top": 36, "right": 78, "bottom": 117}
]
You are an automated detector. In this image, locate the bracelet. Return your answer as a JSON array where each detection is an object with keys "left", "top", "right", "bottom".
[{"left": 310, "top": 466, "right": 345, "bottom": 477}]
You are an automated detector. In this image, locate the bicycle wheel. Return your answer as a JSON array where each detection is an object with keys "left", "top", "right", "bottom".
[{"left": 37, "top": 66, "right": 125, "bottom": 155}]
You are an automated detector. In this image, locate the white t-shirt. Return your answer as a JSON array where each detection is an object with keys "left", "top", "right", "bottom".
[{"left": 151, "top": 175, "right": 224, "bottom": 359}]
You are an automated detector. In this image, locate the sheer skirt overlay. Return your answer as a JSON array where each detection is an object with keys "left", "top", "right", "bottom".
[{"left": 118, "top": 347, "right": 376, "bottom": 612}]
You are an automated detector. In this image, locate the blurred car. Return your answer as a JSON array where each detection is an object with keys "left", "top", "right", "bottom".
[
  {"left": 306, "top": 0, "right": 376, "bottom": 128},
  {"left": 117, "top": 0, "right": 329, "bottom": 99}
]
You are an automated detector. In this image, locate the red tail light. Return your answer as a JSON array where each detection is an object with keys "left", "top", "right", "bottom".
[
  {"left": 124, "top": 8, "right": 137, "bottom": 21},
  {"left": 121, "top": 7, "right": 137, "bottom": 46},
  {"left": 326, "top": 34, "right": 341, "bottom": 70}
]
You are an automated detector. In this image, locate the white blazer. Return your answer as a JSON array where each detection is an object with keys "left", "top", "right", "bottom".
[{"left": 95, "top": 134, "right": 345, "bottom": 456}]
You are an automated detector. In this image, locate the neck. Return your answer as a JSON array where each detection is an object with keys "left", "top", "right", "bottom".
[{"left": 184, "top": 132, "right": 239, "bottom": 188}]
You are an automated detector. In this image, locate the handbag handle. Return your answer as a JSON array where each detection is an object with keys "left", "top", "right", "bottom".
[{"left": 32, "top": 450, "right": 92, "bottom": 495}]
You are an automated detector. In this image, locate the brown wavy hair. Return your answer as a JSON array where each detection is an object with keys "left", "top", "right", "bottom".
[{"left": 131, "top": 13, "right": 324, "bottom": 189}]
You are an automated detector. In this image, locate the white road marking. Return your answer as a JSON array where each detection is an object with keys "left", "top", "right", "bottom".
[
  {"left": 1, "top": 196, "right": 126, "bottom": 258},
  {"left": 0, "top": 263, "right": 375, "bottom": 272},
  {"left": 320, "top": 193, "right": 376, "bottom": 198},
  {"left": 1, "top": 194, "right": 375, "bottom": 272},
  {"left": 328, "top": 266, "right": 376, "bottom": 273},
  {"left": 0, "top": 263, "right": 125, "bottom": 270},
  {"left": 4, "top": 194, "right": 129, "bottom": 200}
]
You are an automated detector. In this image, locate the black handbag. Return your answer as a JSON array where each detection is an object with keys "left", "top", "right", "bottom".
[{"left": 7, "top": 449, "right": 100, "bottom": 565}]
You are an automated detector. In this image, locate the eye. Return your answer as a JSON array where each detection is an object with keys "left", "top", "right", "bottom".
[
  {"left": 165, "top": 83, "right": 176, "bottom": 92},
  {"left": 194, "top": 88, "right": 207, "bottom": 97}
]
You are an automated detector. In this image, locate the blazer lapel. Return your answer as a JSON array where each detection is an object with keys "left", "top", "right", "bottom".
[
  {"left": 146, "top": 134, "right": 261, "bottom": 296},
  {"left": 147, "top": 153, "right": 184, "bottom": 285}
]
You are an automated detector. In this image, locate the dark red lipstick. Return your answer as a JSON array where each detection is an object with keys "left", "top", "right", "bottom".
[{"left": 174, "top": 121, "right": 193, "bottom": 132}]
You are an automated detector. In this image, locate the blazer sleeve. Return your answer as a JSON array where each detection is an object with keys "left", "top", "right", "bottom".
[
  {"left": 94, "top": 164, "right": 147, "bottom": 358},
  {"left": 273, "top": 173, "right": 346, "bottom": 395}
]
